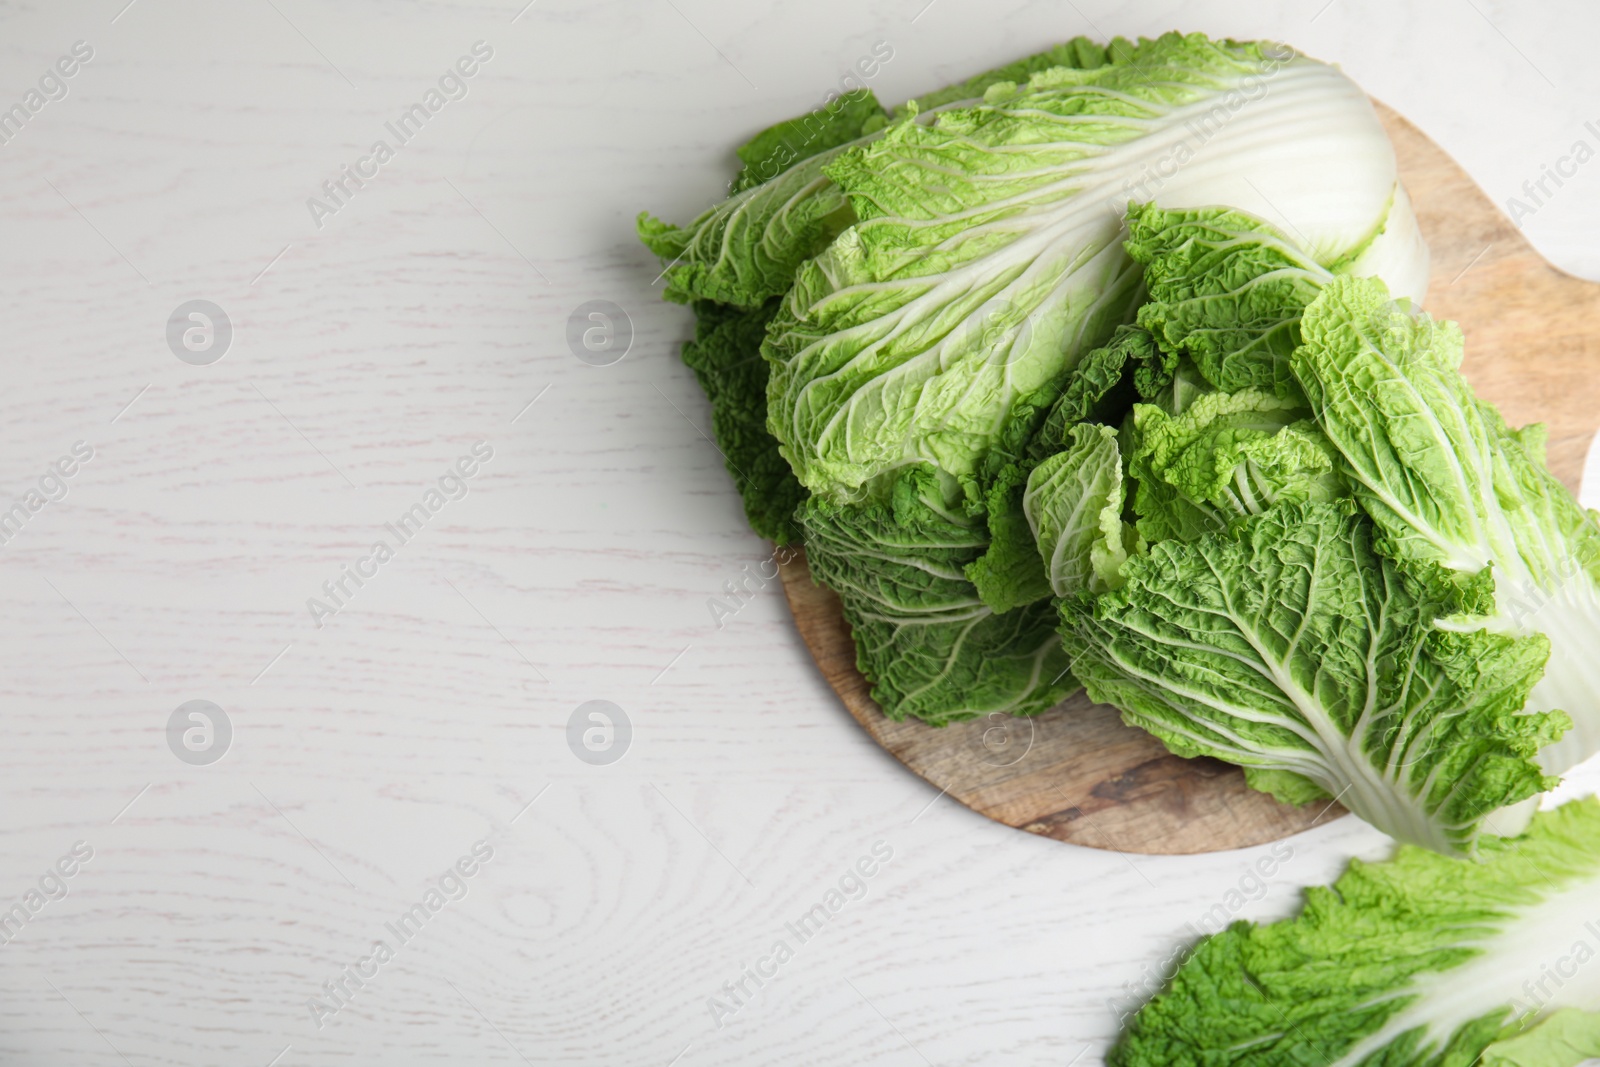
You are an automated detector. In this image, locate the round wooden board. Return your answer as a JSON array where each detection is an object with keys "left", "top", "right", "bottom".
[{"left": 779, "top": 101, "right": 1600, "bottom": 856}]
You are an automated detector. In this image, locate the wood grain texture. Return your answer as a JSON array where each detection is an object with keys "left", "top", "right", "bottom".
[{"left": 779, "top": 101, "right": 1600, "bottom": 856}]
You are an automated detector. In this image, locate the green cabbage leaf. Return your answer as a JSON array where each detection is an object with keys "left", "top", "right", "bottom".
[
  {"left": 1114, "top": 798, "right": 1600, "bottom": 1067},
  {"left": 1294, "top": 276, "right": 1600, "bottom": 774},
  {"left": 798, "top": 466, "right": 1073, "bottom": 724},
  {"left": 1060, "top": 500, "right": 1565, "bottom": 854}
]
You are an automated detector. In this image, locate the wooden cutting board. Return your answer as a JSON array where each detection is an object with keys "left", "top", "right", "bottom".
[{"left": 779, "top": 102, "right": 1600, "bottom": 856}]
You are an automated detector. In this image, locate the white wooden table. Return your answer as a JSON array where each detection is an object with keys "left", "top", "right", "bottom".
[{"left": 0, "top": 2, "right": 1596, "bottom": 1064}]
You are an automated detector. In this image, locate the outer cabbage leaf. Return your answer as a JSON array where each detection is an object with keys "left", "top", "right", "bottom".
[
  {"left": 678, "top": 300, "right": 807, "bottom": 542},
  {"left": 1060, "top": 500, "right": 1565, "bottom": 855},
  {"left": 1024, "top": 424, "right": 1136, "bottom": 596},
  {"left": 729, "top": 90, "right": 888, "bottom": 195},
  {"left": 798, "top": 467, "right": 1074, "bottom": 724},
  {"left": 1113, "top": 798, "right": 1600, "bottom": 1067},
  {"left": 638, "top": 152, "right": 858, "bottom": 307},
  {"left": 898, "top": 36, "right": 1111, "bottom": 114},
  {"left": 1293, "top": 276, "right": 1600, "bottom": 773},
  {"left": 767, "top": 33, "right": 1421, "bottom": 503},
  {"left": 640, "top": 39, "right": 1123, "bottom": 307}
]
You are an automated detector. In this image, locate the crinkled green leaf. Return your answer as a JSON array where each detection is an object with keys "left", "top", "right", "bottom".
[
  {"left": 638, "top": 158, "right": 857, "bottom": 307},
  {"left": 963, "top": 460, "right": 1054, "bottom": 614},
  {"left": 1031, "top": 325, "right": 1162, "bottom": 459},
  {"left": 798, "top": 466, "right": 1073, "bottom": 724},
  {"left": 1293, "top": 275, "right": 1491, "bottom": 573},
  {"left": 898, "top": 36, "right": 1111, "bottom": 114},
  {"left": 961, "top": 370, "right": 1081, "bottom": 614},
  {"left": 1113, "top": 798, "right": 1600, "bottom": 1067},
  {"left": 678, "top": 300, "right": 807, "bottom": 542},
  {"left": 1024, "top": 424, "right": 1136, "bottom": 596},
  {"left": 730, "top": 90, "right": 888, "bottom": 195},
  {"left": 1240, "top": 765, "right": 1330, "bottom": 806},
  {"left": 1126, "top": 386, "right": 1345, "bottom": 544},
  {"left": 1293, "top": 275, "right": 1600, "bottom": 773},
  {"left": 967, "top": 325, "right": 1157, "bottom": 610},
  {"left": 1061, "top": 500, "right": 1565, "bottom": 855},
  {"left": 1127, "top": 202, "right": 1333, "bottom": 400}
]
